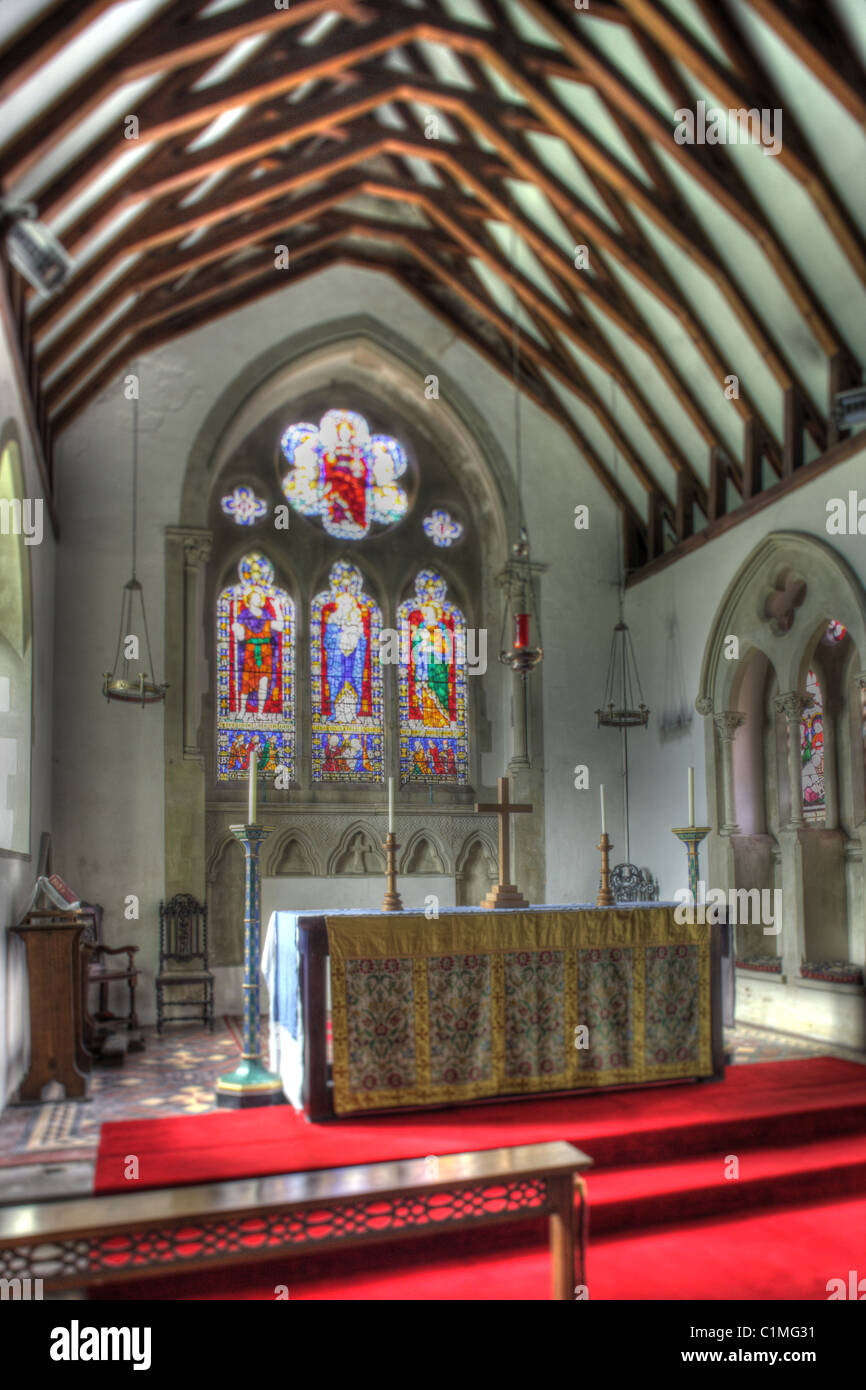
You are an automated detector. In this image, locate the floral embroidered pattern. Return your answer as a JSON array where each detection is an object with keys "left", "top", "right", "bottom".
[
  {"left": 427, "top": 954, "right": 492, "bottom": 1086},
  {"left": 344, "top": 957, "right": 416, "bottom": 1092},
  {"left": 577, "top": 947, "right": 634, "bottom": 1071},
  {"left": 645, "top": 944, "right": 700, "bottom": 1066},
  {"left": 504, "top": 950, "right": 565, "bottom": 1078}
]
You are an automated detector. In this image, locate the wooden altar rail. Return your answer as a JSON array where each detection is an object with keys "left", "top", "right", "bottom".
[{"left": 0, "top": 1141, "right": 591, "bottom": 1302}]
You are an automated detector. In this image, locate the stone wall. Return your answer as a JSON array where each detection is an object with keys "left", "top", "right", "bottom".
[{"left": 51, "top": 266, "right": 624, "bottom": 1024}]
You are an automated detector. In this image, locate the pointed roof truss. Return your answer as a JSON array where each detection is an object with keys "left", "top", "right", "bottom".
[{"left": 1, "top": 0, "right": 864, "bottom": 567}]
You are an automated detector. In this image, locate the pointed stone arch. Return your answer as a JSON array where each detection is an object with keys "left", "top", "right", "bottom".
[
  {"left": 697, "top": 532, "right": 866, "bottom": 716},
  {"left": 267, "top": 827, "right": 319, "bottom": 877},
  {"left": 399, "top": 829, "right": 447, "bottom": 876},
  {"left": 328, "top": 821, "right": 385, "bottom": 875},
  {"left": 455, "top": 833, "right": 497, "bottom": 907},
  {"left": 205, "top": 831, "right": 245, "bottom": 967}
]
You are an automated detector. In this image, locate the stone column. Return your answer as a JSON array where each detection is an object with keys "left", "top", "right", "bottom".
[
  {"left": 182, "top": 533, "right": 211, "bottom": 758},
  {"left": 821, "top": 688, "right": 841, "bottom": 830},
  {"left": 164, "top": 527, "right": 211, "bottom": 902},
  {"left": 713, "top": 711, "right": 746, "bottom": 835},
  {"left": 774, "top": 692, "right": 806, "bottom": 829}
]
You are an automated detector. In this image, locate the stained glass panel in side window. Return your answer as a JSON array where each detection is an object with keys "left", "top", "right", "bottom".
[
  {"left": 398, "top": 570, "right": 468, "bottom": 786},
  {"left": 311, "top": 561, "right": 383, "bottom": 781},
  {"left": 216, "top": 552, "right": 294, "bottom": 782},
  {"left": 801, "top": 668, "right": 825, "bottom": 819}
]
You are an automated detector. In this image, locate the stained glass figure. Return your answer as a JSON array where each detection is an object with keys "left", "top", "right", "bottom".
[
  {"left": 280, "top": 408, "right": 408, "bottom": 540},
  {"left": 823, "top": 618, "right": 847, "bottom": 645},
  {"left": 398, "top": 570, "right": 468, "bottom": 785},
  {"left": 311, "top": 561, "right": 383, "bottom": 781},
  {"left": 801, "top": 668, "right": 825, "bottom": 819},
  {"left": 422, "top": 508, "right": 463, "bottom": 548},
  {"left": 220, "top": 485, "right": 269, "bottom": 526},
  {"left": 216, "top": 552, "right": 293, "bottom": 782}
]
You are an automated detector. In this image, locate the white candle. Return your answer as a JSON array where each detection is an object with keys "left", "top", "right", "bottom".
[
  {"left": 600, "top": 783, "right": 607, "bottom": 836},
  {"left": 688, "top": 766, "right": 695, "bottom": 827},
  {"left": 388, "top": 776, "right": 394, "bottom": 833},
  {"left": 248, "top": 741, "right": 258, "bottom": 825}
]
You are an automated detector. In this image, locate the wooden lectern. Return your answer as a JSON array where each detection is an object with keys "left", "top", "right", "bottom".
[{"left": 10, "top": 911, "right": 91, "bottom": 1102}]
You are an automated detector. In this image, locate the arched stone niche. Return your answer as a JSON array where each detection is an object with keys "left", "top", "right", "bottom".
[
  {"left": 456, "top": 834, "right": 498, "bottom": 907},
  {"left": 696, "top": 532, "right": 866, "bottom": 1044},
  {"left": 205, "top": 833, "right": 245, "bottom": 968}
]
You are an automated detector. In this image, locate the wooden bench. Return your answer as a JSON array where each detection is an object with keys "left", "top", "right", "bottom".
[{"left": 0, "top": 1141, "right": 592, "bottom": 1300}]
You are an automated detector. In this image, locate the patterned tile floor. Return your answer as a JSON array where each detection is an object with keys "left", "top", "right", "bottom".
[
  {"left": 0, "top": 1018, "right": 247, "bottom": 1167},
  {"left": 0, "top": 1019, "right": 863, "bottom": 1175}
]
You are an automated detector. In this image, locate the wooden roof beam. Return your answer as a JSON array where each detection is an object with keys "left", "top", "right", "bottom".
[
  {"left": 618, "top": 0, "right": 866, "bottom": 291},
  {"left": 504, "top": 1, "right": 853, "bottom": 369}
]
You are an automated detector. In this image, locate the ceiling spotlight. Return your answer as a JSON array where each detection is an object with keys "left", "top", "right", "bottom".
[{"left": 0, "top": 200, "right": 74, "bottom": 297}]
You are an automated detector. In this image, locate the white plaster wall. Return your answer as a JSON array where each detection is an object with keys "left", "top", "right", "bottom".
[
  {"left": 625, "top": 443, "right": 866, "bottom": 894},
  {"left": 0, "top": 325, "right": 55, "bottom": 1109},
  {"left": 52, "top": 265, "right": 623, "bottom": 1019},
  {"left": 624, "top": 441, "right": 866, "bottom": 1043}
]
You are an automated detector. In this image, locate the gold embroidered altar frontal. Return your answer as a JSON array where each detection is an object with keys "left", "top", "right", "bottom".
[{"left": 327, "top": 908, "right": 715, "bottom": 1116}]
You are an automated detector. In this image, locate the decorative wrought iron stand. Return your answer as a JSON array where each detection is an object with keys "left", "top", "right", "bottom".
[
  {"left": 672, "top": 826, "right": 711, "bottom": 906},
  {"left": 216, "top": 823, "right": 285, "bottom": 1108}
]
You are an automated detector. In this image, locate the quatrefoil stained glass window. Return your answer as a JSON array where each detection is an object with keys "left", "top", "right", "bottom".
[{"left": 280, "top": 408, "right": 408, "bottom": 540}]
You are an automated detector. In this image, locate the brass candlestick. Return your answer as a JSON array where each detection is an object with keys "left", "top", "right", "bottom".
[
  {"left": 596, "top": 833, "right": 615, "bottom": 907},
  {"left": 382, "top": 832, "right": 403, "bottom": 912}
]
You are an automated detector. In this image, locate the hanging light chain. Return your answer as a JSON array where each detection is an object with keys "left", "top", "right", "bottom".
[{"left": 131, "top": 361, "right": 139, "bottom": 582}]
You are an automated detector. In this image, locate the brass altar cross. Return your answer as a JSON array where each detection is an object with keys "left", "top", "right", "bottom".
[{"left": 474, "top": 775, "right": 533, "bottom": 909}]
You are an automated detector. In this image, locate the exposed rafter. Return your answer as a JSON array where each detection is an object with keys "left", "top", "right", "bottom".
[{"left": 0, "top": 0, "right": 862, "bottom": 561}]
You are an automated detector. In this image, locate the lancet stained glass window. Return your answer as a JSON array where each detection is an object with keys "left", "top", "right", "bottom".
[
  {"left": 398, "top": 570, "right": 468, "bottom": 785},
  {"left": 311, "top": 561, "right": 383, "bottom": 781},
  {"left": 801, "top": 668, "right": 825, "bottom": 819},
  {"left": 280, "top": 408, "right": 408, "bottom": 540},
  {"left": 216, "top": 552, "right": 294, "bottom": 782}
]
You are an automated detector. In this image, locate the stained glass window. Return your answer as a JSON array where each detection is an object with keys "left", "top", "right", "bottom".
[
  {"left": 398, "top": 570, "right": 468, "bottom": 786},
  {"left": 221, "top": 485, "right": 268, "bottom": 526},
  {"left": 280, "top": 408, "right": 408, "bottom": 539},
  {"left": 216, "top": 552, "right": 294, "bottom": 782},
  {"left": 311, "top": 562, "right": 383, "bottom": 781},
  {"left": 801, "top": 668, "right": 825, "bottom": 819},
  {"left": 823, "top": 618, "right": 847, "bottom": 645},
  {"left": 423, "top": 508, "right": 463, "bottom": 547}
]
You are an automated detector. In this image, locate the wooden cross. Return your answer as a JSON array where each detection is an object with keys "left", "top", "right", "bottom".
[{"left": 474, "top": 775, "right": 533, "bottom": 910}]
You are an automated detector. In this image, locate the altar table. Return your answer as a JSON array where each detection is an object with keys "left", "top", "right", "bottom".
[{"left": 263, "top": 905, "right": 725, "bottom": 1120}]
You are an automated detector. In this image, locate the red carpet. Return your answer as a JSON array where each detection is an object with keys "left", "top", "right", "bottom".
[{"left": 93, "top": 1057, "right": 866, "bottom": 1300}]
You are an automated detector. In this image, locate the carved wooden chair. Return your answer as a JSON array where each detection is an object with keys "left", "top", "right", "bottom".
[
  {"left": 79, "top": 900, "right": 141, "bottom": 1048},
  {"left": 157, "top": 894, "right": 214, "bottom": 1032}
]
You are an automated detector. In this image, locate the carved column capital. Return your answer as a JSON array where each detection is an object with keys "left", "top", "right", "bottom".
[
  {"left": 183, "top": 534, "right": 212, "bottom": 568},
  {"left": 713, "top": 711, "right": 746, "bottom": 742},
  {"left": 774, "top": 691, "right": 805, "bottom": 722},
  {"left": 854, "top": 671, "right": 866, "bottom": 692},
  {"left": 695, "top": 695, "right": 714, "bottom": 717}
]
